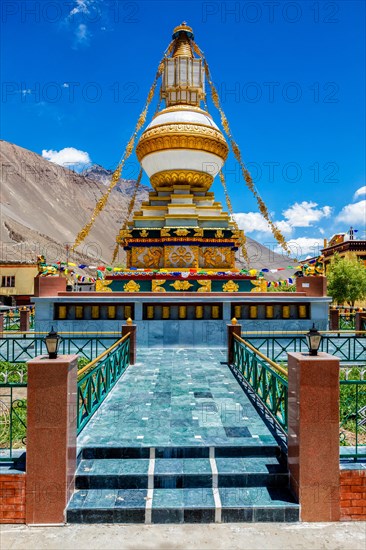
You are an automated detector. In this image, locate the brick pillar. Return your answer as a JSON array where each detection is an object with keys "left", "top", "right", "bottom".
[
  {"left": 227, "top": 320, "right": 242, "bottom": 364},
  {"left": 26, "top": 355, "right": 78, "bottom": 524},
  {"left": 19, "top": 308, "right": 30, "bottom": 332},
  {"left": 329, "top": 308, "right": 339, "bottom": 331},
  {"left": 287, "top": 352, "right": 340, "bottom": 522},
  {"left": 355, "top": 312, "right": 366, "bottom": 333},
  {"left": 122, "top": 322, "right": 136, "bottom": 365}
]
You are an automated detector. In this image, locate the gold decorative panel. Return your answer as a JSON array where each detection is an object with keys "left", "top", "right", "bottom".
[
  {"left": 197, "top": 280, "right": 211, "bottom": 292},
  {"left": 170, "top": 280, "right": 193, "bottom": 291},
  {"left": 95, "top": 280, "right": 112, "bottom": 292},
  {"left": 124, "top": 280, "right": 140, "bottom": 292},
  {"left": 131, "top": 247, "right": 164, "bottom": 269},
  {"left": 223, "top": 280, "right": 239, "bottom": 292},
  {"left": 152, "top": 280, "right": 166, "bottom": 292},
  {"left": 200, "top": 247, "right": 234, "bottom": 269},
  {"left": 164, "top": 246, "right": 198, "bottom": 268},
  {"left": 251, "top": 280, "right": 268, "bottom": 292}
]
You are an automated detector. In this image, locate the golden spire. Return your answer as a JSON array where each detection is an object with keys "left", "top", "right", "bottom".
[{"left": 172, "top": 22, "right": 194, "bottom": 58}]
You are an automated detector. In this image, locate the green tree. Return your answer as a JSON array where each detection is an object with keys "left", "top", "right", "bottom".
[{"left": 327, "top": 253, "right": 366, "bottom": 306}]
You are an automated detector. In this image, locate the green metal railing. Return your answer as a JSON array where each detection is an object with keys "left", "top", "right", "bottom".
[
  {"left": 0, "top": 334, "right": 120, "bottom": 363},
  {"left": 1, "top": 308, "right": 35, "bottom": 331},
  {"left": 244, "top": 333, "right": 366, "bottom": 363},
  {"left": 0, "top": 374, "right": 27, "bottom": 462},
  {"left": 232, "top": 334, "right": 288, "bottom": 431},
  {"left": 339, "top": 314, "right": 356, "bottom": 330},
  {"left": 340, "top": 379, "right": 366, "bottom": 460},
  {"left": 77, "top": 334, "right": 130, "bottom": 434}
]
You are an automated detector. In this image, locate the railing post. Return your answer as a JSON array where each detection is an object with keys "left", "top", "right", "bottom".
[
  {"left": 329, "top": 308, "right": 339, "bottom": 331},
  {"left": 122, "top": 318, "right": 136, "bottom": 365},
  {"left": 355, "top": 311, "right": 366, "bottom": 334},
  {"left": 26, "top": 354, "right": 78, "bottom": 524},
  {"left": 19, "top": 307, "right": 30, "bottom": 332},
  {"left": 227, "top": 318, "right": 241, "bottom": 364},
  {"left": 0, "top": 312, "right": 3, "bottom": 333},
  {"left": 287, "top": 351, "right": 340, "bottom": 521}
]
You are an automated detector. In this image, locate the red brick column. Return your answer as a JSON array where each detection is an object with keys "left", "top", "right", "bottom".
[
  {"left": 329, "top": 308, "right": 339, "bottom": 331},
  {"left": 288, "top": 351, "right": 340, "bottom": 521},
  {"left": 340, "top": 470, "right": 366, "bottom": 520},
  {"left": 0, "top": 474, "right": 26, "bottom": 523},
  {"left": 355, "top": 312, "right": 366, "bottom": 334},
  {"left": 26, "top": 355, "right": 78, "bottom": 524},
  {"left": 122, "top": 323, "right": 136, "bottom": 365},
  {"left": 19, "top": 308, "right": 30, "bottom": 332},
  {"left": 227, "top": 321, "right": 242, "bottom": 364}
]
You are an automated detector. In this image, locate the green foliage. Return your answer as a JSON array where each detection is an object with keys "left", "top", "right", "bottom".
[
  {"left": 339, "top": 368, "right": 366, "bottom": 444},
  {"left": 0, "top": 362, "right": 27, "bottom": 383},
  {"left": 268, "top": 284, "right": 296, "bottom": 293},
  {"left": 327, "top": 253, "right": 366, "bottom": 306},
  {"left": 78, "top": 357, "right": 90, "bottom": 370}
]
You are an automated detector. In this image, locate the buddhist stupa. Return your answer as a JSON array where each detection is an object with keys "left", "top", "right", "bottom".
[{"left": 117, "top": 23, "right": 244, "bottom": 270}]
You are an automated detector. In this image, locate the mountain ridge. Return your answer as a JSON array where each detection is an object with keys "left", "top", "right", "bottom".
[{"left": 0, "top": 140, "right": 297, "bottom": 278}]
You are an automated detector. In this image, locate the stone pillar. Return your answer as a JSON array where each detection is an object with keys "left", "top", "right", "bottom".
[
  {"left": 296, "top": 276, "right": 327, "bottom": 297},
  {"left": 19, "top": 308, "right": 30, "bottom": 332},
  {"left": 355, "top": 312, "right": 366, "bottom": 333},
  {"left": 122, "top": 322, "right": 137, "bottom": 365},
  {"left": 227, "top": 320, "right": 241, "bottom": 364},
  {"left": 329, "top": 308, "right": 339, "bottom": 331},
  {"left": 26, "top": 355, "right": 78, "bottom": 524},
  {"left": 287, "top": 352, "right": 340, "bottom": 522}
]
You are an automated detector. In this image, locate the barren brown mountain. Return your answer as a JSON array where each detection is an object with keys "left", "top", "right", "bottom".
[{"left": 0, "top": 140, "right": 296, "bottom": 278}]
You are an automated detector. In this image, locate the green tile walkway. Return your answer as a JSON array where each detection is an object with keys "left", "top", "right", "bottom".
[{"left": 78, "top": 348, "right": 277, "bottom": 449}]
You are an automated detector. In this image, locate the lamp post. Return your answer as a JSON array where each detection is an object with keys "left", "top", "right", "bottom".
[
  {"left": 44, "top": 326, "right": 61, "bottom": 359},
  {"left": 306, "top": 323, "right": 322, "bottom": 356}
]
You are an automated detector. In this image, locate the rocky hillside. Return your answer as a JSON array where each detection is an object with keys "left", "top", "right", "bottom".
[
  {"left": 0, "top": 140, "right": 297, "bottom": 278},
  {"left": 0, "top": 141, "right": 148, "bottom": 265}
]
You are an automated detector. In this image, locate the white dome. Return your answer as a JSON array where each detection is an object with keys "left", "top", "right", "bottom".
[{"left": 148, "top": 109, "right": 219, "bottom": 130}]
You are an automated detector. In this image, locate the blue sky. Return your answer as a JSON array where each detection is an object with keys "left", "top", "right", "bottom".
[{"left": 1, "top": 0, "right": 365, "bottom": 258}]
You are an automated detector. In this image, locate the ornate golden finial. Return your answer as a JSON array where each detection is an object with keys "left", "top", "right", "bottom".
[
  {"left": 172, "top": 22, "right": 194, "bottom": 58},
  {"left": 231, "top": 317, "right": 238, "bottom": 325},
  {"left": 126, "top": 317, "right": 133, "bottom": 325}
]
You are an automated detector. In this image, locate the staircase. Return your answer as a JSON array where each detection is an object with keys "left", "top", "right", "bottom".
[{"left": 67, "top": 444, "right": 299, "bottom": 523}]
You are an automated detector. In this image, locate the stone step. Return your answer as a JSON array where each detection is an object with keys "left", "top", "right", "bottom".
[
  {"left": 81, "top": 444, "right": 282, "bottom": 460},
  {"left": 75, "top": 457, "right": 288, "bottom": 490},
  {"left": 67, "top": 487, "right": 299, "bottom": 524}
]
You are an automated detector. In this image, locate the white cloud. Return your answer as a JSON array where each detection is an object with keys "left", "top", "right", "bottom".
[
  {"left": 75, "top": 23, "right": 89, "bottom": 45},
  {"left": 336, "top": 200, "right": 366, "bottom": 225},
  {"left": 282, "top": 201, "right": 332, "bottom": 227},
  {"left": 234, "top": 212, "right": 292, "bottom": 236},
  {"left": 276, "top": 237, "right": 325, "bottom": 258},
  {"left": 354, "top": 186, "right": 366, "bottom": 199},
  {"left": 69, "top": 0, "right": 96, "bottom": 17},
  {"left": 42, "top": 147, "right": 91, "bottom": 169}
]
